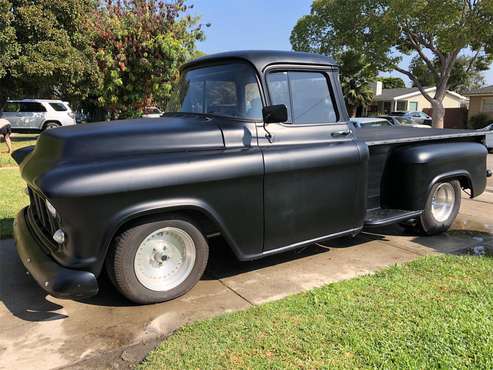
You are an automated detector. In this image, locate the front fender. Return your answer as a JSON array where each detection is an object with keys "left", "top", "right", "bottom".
[
  {"left": 96, "top": 198, "right": 245, "bottom": 274},
  {"left": 381, "top": 141, "right": 487, "bottom": 210}
]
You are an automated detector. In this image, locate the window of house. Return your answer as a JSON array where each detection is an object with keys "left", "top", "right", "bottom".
[
  {"left": 482, "top": 98, "right": 493, "bottom": 113},
  {"left": 408, "top": 101, "right": 418, "bottom": 111},
  {"left": 267, "top": 71, "right": 337, "bottom": 124},
  {"left": 396, "top": 101, "right": 408, "bottom": 111}
]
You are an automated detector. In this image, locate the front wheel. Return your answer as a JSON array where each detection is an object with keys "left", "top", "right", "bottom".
[
  {"left": 106, "top": 217, "right": 209, "bottom": 304},
  {"left": 417, "top": 180, "right": 461, "bottom": 235}
]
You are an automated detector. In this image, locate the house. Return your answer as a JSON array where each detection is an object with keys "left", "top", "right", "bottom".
[
  {"left": 464, "top": 85, "right": 493, "bottom": 121},
  {"left": 365, "top": 82, "right": 468, "bottom": 115}
]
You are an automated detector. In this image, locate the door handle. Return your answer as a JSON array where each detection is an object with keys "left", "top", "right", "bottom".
[{"left": 331, "top": 129, "right": 351, "bottom": 138}]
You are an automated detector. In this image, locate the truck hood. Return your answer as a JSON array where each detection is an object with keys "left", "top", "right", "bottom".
[{"left": 23, "top": 114, "right": 225, "bottom": 165}]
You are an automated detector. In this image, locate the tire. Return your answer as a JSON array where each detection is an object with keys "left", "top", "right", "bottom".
[
  {"left": 43, "top": 121, "right": 61, "bottom": 130},
  {"left": 417, "top": 180, "right": 461, "bottom": 235},
  {"left": 105, "top": 217, "right": 209, "bottom": 304}
]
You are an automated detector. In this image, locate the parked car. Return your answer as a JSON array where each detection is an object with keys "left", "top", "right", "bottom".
[
  {"left": 142, "top": 106, "right": 163, "bottom": 118},
  {"left": 12, "top": 50, "right": 490, "bottom": 304},
  {"left": 0, "top": 99, "right": 76, "bottom": 131},
  {"left": 379, "top": 115, "right": 431, "bottom": 128},
  {"left": 479, "top": 123, "right": 493, "bottom": 152},
  {"left": 350, "top": 117, "right": 393, "bottom": 128},
  {"left": 390, "top": 111, "right": 432, "bottom": 125}
]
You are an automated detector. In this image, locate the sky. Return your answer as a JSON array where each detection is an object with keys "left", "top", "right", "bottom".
[{"left": 191, "top": 0, "right": 493, "bottom": 87}]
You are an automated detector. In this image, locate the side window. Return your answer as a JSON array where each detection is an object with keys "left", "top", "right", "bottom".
[
  {"left": 2, "top": 102, "right": 20, "bottom": 112},
  {"left": 267, "top": 72, "right": 292, "bottom": 122},
  {"left": 20, "top": 102, "right": 46, "bottom": 113},
  {"left": 245, "top": 82, "right": 262, "bottom": 119},
  {"left": 267, "top": 71, "right": 337, "bottom": 124},
  {"left": 49, "top": 102, "right": 68, "bottom": 112},
  {"left": 289, "top": 72, "right": 337, "bottom": 124}
]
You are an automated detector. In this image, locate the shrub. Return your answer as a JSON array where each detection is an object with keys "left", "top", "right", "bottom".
[{"left": 468, "top": 113, "right": 492, "bottom": 129}]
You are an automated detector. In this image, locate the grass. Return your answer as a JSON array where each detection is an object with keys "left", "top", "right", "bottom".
[
  {"left": 141, "top": 255, "right": 493, "bottom": 369},
  {"left": 0, "top": 134, "right": 38, "bottom": 167},
  {"left": 0, "top": 134, "right": 35, "bottom": 238},
  {"left": 0, "top": 168, "right": 28, "bottom": 239}
]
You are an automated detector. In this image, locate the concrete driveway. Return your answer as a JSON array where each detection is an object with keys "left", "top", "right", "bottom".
[{"left": 1, "top": 156, "right": 492, "bottom": 369}]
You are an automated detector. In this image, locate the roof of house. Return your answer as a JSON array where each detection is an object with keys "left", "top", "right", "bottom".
[
  {"left": 374, "top": 86, "right": 468, "bottom": 101},
  {"left": 374, "top": 87, "right": 423, "bottom": 101},
  {"left": 464, "top": 85, "right": 493, "bottom": 96},
  {"left": 182, "top": 50, "right": 338, "bottom": 73}
]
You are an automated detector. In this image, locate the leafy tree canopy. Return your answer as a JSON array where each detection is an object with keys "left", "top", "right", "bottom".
[
  {"left": 409, "top": 54, "right": 492, "bottom": 94},
  {"left": 0, "top": 0, "right": 99, "bottom": 103},
  {"left": 91, "top": 0, "right": 204, "bottom": 118},
  {"left": 377, "top": 77, "right": 406, "bottom": 89},
  {"left": 291, "top": 0, "right": 493, "bottom": 127}
]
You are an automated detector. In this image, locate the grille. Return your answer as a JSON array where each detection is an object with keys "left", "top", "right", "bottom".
[{"left": 28, "top": 188, "right": 59, "bottom": 238}]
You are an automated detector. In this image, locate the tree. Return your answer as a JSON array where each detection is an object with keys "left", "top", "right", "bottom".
[
  {"left": 338, "top": 51, "right": 375, "bottom": 116},
  {"left": 291, "top": 0, "right": 493, "bottom": 128},
  {"left": 377, "top": 77, "right": 406, "bottom": 89},
  {"left": 0, "top": 0, "right": 99, "bottom": 104},
  {"left": 90, "top": 0, "right": 204, "bottom": 118},
  {"left": 409, "top": 54, "right": 492, "bottom": 94}
]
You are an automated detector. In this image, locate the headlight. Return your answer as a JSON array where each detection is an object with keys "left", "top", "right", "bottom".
[
  {"left": 53, "top": 229, "right": 65, "bottom": 244},
  {"left": 45, "top": 199, "right": 57, "bottom": 218}
]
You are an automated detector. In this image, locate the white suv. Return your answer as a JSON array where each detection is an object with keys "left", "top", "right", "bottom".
[{"left": 0, "top": 99, "right": 76, "bottom": 131}]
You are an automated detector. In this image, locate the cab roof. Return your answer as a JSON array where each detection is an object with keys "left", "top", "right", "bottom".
[{"left": 182, "top": 50, "right": 338, "bottom": 74}]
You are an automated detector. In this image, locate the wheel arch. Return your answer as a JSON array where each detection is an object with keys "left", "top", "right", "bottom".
[
  {"left": 429, "top": 170, "right": 473, "bottom": 196},
  {"left": 99, "top": 201, "right": 242, "bottom": 271}
]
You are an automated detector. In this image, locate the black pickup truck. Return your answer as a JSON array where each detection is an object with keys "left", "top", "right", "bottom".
[{"left": 13, "top": 51, "right": 491, "bottom": 304}]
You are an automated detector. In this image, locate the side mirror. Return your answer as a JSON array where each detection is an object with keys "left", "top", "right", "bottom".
[{"left": 262, "top": 104, "right": 288, "bottom": 124}]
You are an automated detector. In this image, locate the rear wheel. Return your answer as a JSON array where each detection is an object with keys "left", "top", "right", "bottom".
[
  {"left": 105, "top": 217, "right": 209, "bottom": 304},
  {"left": 417, "top": 180, "right": 461, "bottom": 235},
  {"left": 43, "top": 121, "right": 61, "bottom": 130}
]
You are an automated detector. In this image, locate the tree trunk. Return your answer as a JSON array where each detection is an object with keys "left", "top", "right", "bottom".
[{"left": 431, "top": 99, "right": 445, "bottom": 129}]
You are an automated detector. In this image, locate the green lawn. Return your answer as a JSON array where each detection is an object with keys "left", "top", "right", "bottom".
[
  {"left": 0, "top": 168, "right": 29, "bottom": 239},
  {"left": 141, "top": 255, "right": 493, "bottom": 369},
  {"left": 0, "top": 134, "right": 38, "bottom": 167}
]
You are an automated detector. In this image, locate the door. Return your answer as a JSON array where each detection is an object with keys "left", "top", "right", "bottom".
[
  {"left": 20, "top": 102, "right": 46, "bottom": 129},
  {"left": 260, "top": 70, "right": 368, "bottom": 252},
  {"left": 1, "top": 102, "right": 22, "bottom": 129}
]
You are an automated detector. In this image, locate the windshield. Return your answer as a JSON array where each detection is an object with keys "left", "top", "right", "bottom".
[{"left": 168, "top": 62, "right": 262, "bottom": 120}]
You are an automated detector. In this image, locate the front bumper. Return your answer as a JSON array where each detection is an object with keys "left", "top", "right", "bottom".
[{"left": 14, "top": 207, "right": 99, "bottom": 299}]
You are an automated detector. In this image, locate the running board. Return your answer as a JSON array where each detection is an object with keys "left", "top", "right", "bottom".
[{"left": 364, "top": 209, "right": 423, "bottom": 227}]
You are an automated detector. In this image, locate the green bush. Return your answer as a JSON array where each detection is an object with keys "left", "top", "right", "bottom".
[{"left": 468, "top": 113, "right": 492, "bottom": 129}]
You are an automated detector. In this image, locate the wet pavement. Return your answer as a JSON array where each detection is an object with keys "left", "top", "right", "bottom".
[{"left": 1, "top": 157, "right": 492, "bottom": 369}]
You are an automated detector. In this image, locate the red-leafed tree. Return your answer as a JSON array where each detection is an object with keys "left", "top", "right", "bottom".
[{"left": 91, "top": 0, "right": 204, "bottom": 118}]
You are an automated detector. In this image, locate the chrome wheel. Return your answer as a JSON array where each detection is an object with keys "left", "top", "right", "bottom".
[
  {"left": 134, "top": 227, "right": 196, "bottom": 292},
  {"left": 431, "top": 183, "right": 456, "bottom": 223}
]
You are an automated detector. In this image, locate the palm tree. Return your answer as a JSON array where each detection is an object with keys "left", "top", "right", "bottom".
[{"left": 338, "top": 51, "right": 375, "bottom": 117}]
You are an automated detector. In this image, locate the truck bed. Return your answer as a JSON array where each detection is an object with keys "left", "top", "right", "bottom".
[{"left": 355, "top": 126, "right": 485, "bottom": 146}]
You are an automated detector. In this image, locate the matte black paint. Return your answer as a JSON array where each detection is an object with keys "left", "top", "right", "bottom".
[{"left": 12, "top": 50, "right": 489, "bottom": 299}]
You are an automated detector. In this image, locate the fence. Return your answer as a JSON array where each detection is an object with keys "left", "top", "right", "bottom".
[{"left": 423, "top": 108, "right": 468, "bottom": 129}]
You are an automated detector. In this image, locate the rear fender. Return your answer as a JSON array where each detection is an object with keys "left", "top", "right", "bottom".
[{"left": 381, "top": 142, "right": 487, "bottom": 210}]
